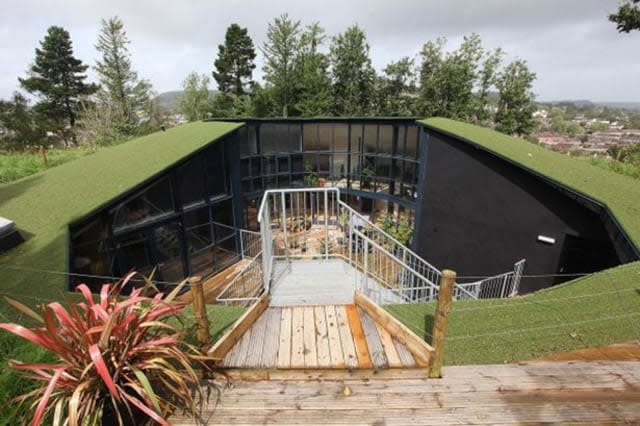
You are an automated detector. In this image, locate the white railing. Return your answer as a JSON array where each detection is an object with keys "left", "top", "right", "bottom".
[
  {"left": 455, "top": 259, "right": 526, "bottom": 300},
  {"left": 215, "top": 250, "right": 264, "bottom": 306},
  {"left": 257, "top": 187, "right": 525, "bottom": 303}
]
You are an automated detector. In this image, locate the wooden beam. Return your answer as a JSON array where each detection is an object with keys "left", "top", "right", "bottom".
[
  {"left": 345, "top": 304, "right": 373, "bottom": 369},
  {"left": 354, "top": 291, "right": 434, "bottom": 368},
  {"left": 207, "top": 293, "right": 269, "bottom": 362},
  {"left": 429, "top": 270, "right": 456, "bottom": 379}
]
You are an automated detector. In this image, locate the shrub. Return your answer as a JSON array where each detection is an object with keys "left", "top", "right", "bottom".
[{"left": 0, "top": 273, "right": 209, "bottom": 426}]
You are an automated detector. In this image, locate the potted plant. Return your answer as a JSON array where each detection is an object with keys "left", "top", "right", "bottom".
[{"left": 0, "top": 273, "right": 209, "bottom": 426}]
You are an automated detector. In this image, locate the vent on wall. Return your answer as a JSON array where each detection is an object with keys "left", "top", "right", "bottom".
[{"left": 0, "top": 217, "right": 24, "bottom": 253}]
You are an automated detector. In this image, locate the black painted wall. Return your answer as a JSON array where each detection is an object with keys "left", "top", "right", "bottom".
[{"left": 415, "top": 129, "right": 622, "bottom": 293}]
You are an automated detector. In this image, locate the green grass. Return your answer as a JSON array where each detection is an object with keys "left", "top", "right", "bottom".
[
  {"left": 0, "top": 148, "right": 97, "bottom": 184},
  {"left": 587, "top": 157, "right": 640, "bottom": 180},
  {"left": 0, "top": 121, "right": 241, "bottom": 305},
  {"left": 386, "top": 262, "right": 640, "bottom": 365},
  {"left": 421, "top": 118, "right": 640, "bottom": 250}
]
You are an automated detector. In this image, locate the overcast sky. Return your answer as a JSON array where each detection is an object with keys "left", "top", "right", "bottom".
[{"left": 1, "top": 0, "right": 638, "bottom": 102}]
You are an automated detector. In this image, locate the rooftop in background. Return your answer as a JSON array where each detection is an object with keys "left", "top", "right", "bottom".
[
  {"left": 421, "top": 117, "right": 640, "bottom": 252},
  {"left": 0, "top": 121, "right": 241, "bottom": 300}
]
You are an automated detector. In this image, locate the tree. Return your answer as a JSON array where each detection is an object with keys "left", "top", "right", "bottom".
[
  {"left": 494, "top": 59, "right": 537, "bottom": 136},
  {"left": 0, "top": 93, "right": 47, "bottom": 152},
  {"left": 94, "top": 17, "right": 154, "bottom": 133},
  {"left": 261, "top": 14, "right": 302, "bottom": 117},
  {"left": 213, "top": 24, "right": 257, "bottom": 96},
  {"left": 376, "top": 57, "right": 416, "bottom": 116},
  {"left": 19, "top": 26, "right": 97, "bottom": 144},
  {"left": 179, "top": 72, "right": 211, "bottom": 121},
  {"left": 294, "top": 23, "right": 332, "bottom": 116},
  {"left": 417, "top": 34, "right": 485, "bottom": 120},
  {"left": 475, "top": 48, "right": 503, "bottom": 124},
  {"left": 609, "top": 0, "right": 640, "bottom": 32},
  {"left": 329, "top": 25, "right": 376, "bottom": 116}
]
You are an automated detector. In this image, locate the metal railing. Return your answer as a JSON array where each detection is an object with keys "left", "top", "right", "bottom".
[
  {"left": 257, "top": 187, "right": 525, "bottom": 303},
  {"left": 455, "top": 259, "right": 526, "bottom": 300},
  {"left": 215, "top": 251, "right": 264, "bottom": 307}
]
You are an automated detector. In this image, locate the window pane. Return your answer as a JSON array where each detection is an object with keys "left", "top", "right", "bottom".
[
  {"left": 406, "top": 125, "right": 419, "bottom": 159},
  {"left": 318, "top": 124, "right": 332, "bottom": 151},
  {"left": 237, "top": 126, "right": 249, "bottom": 158},
  {"left": 262, "top": 156, "right": 276, "bottom": 176},
  {"left": 248, "top": 126, "right": 258, "bottom": 155},
  {"left": 333, "top": 124, "right": 349, "bottom": 152},
  {"left": 289, "top": 124, "right": 302, "bottom": 152},
  {"left": 376, "top": 156, "right": 391, "bottom": 178},
  {"left": 205, "top": 141, "right": 227, "bottom": 199},
  {"left": 277, "top": 156, "right": 289, "bottom": 174},
  {"left": 250, "top": 158, "right": 261, "bottom": 176},
  {"left": 318, "top": 154, "right": 330, "bottom": 172},
  {"left": 177, "top": 157, "right": 205, "bottom": 210},
  {"left": 70, "top": 216, "right": 110, "bottom": 292},
  {"left": 396, "top": 126, "right": 406, "bottom": 158},
  {"left": 274, "top": 124, "right": 288, "bottom": 152},
  {"left": 378, "top": 125, "right": 393, "bottom": 154},
  {"left": 332, "top": 154, "right": 348, "bottom": 182},
  {"left": 111, "top": 177, "right": 175, "bottom": 233},
  {"left": 114, "top": 232, "right": 154, "bottom": 277},
  {"left": 151, "top": 222, "right": 185, "bottom": 283},
  {"left": 260, "top": 124, "right": 277, "bottom": 154},
  {"left": 363, "top": 124, "right": 377, "bottom": 153},
  {"left": 350, "top": 124, "right": 363, "bottom": 153},
  {"left": 240, "top": 159, "right": 250, "bottom": 177},
  {"left": 291, "top": 154, "right": 304, "bottom": 174},
  {"left": 303, "top": 123, "right": 319, "bottom": 151}
]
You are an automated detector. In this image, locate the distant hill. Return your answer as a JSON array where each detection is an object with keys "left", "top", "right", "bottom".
[{"left": 155, "top": 90, "right": 218, "bottom": 113}]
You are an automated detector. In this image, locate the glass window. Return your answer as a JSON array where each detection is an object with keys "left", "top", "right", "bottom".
[
  {"left": 241, "top": 179, "right": 251, "bottom": 193},
  {"left": 177, "top": 157, "right": 205, "bottom": 210},
  {"left": 318, "top": 124, "right": 332, "bottom": 151},
  {"left": 304, "top": 154, "right": 318, "bottom": 173},
  {"left": 289, "top": 124, "right": 302, "bottom": 152},
  {"left": 248, "top": 125, "right": 258, "bottom": 155},
  {"left": 237, "top": 126, "right": 249, "bottom": 158},
  {"left": 262, "top": 156, "right": 276, "bottom": 176},
  {"left": 277, "top": 174, "right": 290, "bottom": 187},
  {"left": 332, "top": 154, "right": 348, "bottom": 181},
  {"left": 274, "top": 124, "right": 288, "bottom": 152},
  {"left": 333, "top": 124, "right": 348, "bottom": 152},
  {"left": 318, "top": 154, "right": 330, "bottom": 172},
  {"left": 404, "top": 161, "right": 417, "bottom": 185},
  {"left": 350, "top": 124, "right": 363, "bottom": 153},
  {"left": 378, "top": 125, "right": 393, "bottom": 154},
  {"left": 71, "top": 215, "right": 111, "bottom": 292},
  {"left": 211, "top": 199, "right": 234, "bottom": 237},
  {"left": 291, "top": 154, "right": 304, "bottom": 174},
  {"left": 252, "top": 177, "right": 263, "bottom": 193},
  {"left": 364, "top": 124, "right": 377, "bottom": 153},
  {"left": 349, "top": 153, "right": 360, "bottom": 176},
  {"left": 250, "top": 158, "right": 261, "bottom": 176},
  {"left": 110, "top": 177, "right": 175, "bottom": 233},
  {"left": 303, "top": 123, "right": 319, "bottom": 151},
  {"left": 240, "top": 159, "right": 250, "bottom": 178},
  {"left": 260, "top": 124, "right": 277, "bottom": 154},
  {"left": 396, "top": 126, "right": 406, "bottom": 158},
  {"left": 114, "top": 231, "right": 154, "bottom": 278},
  {"left": 205, "top": 141, "right": 227, "bottom": 199},
  {"left": 277, "top": 156, "right": 289, "bottom": 174},
  {"left": 151, "top": 222, "right": 184, "bottom": 282},
  {"left": 406, "top": 126, "right": 419, "bottom": 159},
  {"left": 376, "top": 156, "right": 392, "bottom": 178}
]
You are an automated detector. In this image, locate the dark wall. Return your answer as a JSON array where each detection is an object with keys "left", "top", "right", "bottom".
[{"left": 415, "top": 129, "right": 622, "bottom": 293}]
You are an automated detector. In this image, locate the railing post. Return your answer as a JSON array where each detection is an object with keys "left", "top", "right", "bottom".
[
  {"left": 324, "top": 190, "right": 329, "bottom": 260},
  {"left": 429, "top": 269, "right": 456, "bottom": 379},
  {"left": 364, "top": 239, "right": 369, "bottom": 294},
  {"left": 189, "top": 276, "right": 210, "bottom": 350},
  {"left": 281, "top": 192, "right": 288, "bottom": 262},
  {"left": 240, "top": 230, "right": 245, "bottom": 258}
]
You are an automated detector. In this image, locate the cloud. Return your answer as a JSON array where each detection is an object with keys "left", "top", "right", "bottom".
[{"left": 0, "top": 0, "right": 638, "bottom": 101}]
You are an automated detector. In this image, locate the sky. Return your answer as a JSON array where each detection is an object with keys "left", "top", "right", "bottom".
[{"left": 0, "top": 0, "right": 638, "bottom": 102}]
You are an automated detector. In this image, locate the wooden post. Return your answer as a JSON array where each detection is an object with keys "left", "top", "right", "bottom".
[
  {"left": 429, "top": 269, "right": 456, "bottom": 379},
  {"left": 190, "top": 276, "right": 210, "bottom": 350}
]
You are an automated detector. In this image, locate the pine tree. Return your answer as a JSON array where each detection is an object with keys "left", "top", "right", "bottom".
[
  {"left": 329, "top": 25, "right": 376, "bottom": 116},
  {"left": 495, "top": 59, "right": 537, "bottom": 136},
  {"left": 213, "top": 24, "right": 256, "bottom": 97},
  {"left": 0, "top": 93, "right": 47, "bottom": 152},
  {"left": 609, "top": 0, "right": 640, "bottom": 32},
  {"left": 94, "top": 17, "right": 153, "bottom": 133},
  {"left": 294, "top": 23, "right": 332, "bottom": 117},
  {"left": 19, "top": 26, "right": 97, "bottom": 144},
  {"left": 376, "top": 57, "right": 416, "bottom": 116},
  {"left": 261, "top": 14, "right": 302, "bottom": 117}
]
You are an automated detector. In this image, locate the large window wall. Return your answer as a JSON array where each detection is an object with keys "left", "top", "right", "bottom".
[
  {"left": 237, "top": 120, "right": 422, "bottom": 229},
  {"left": 69, "top": 136, "right": 240, "bottom": 292}
]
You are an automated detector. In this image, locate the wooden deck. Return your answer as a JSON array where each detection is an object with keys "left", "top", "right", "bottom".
[
  {"left": 222, "top": 305, "right": 418, "bottom": 369},
  {"left": 171, "top": 361, "right": 640, "bottom": 425}
]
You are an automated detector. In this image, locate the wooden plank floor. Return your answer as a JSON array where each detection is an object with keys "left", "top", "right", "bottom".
[
  {"left": 171, "top": 361, "right": 640, "bottom": 425},
  {"left": 222, "top": 305, "right": 417, "bottom": 369}
]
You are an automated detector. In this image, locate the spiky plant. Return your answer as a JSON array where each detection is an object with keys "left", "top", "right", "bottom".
[{"left": 0, "top": 273, "right": 209, "bottom": 425}]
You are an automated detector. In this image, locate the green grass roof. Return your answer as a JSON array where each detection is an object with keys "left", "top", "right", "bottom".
[
  {"left": 420, "top": 117, "right": 640, "bottom": 251},
  {"left": 0, "top": 121, "right": 241, "bottom": 302},
  {"left": 386, "top": 261, "right": 640, "bottom": 365}
]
